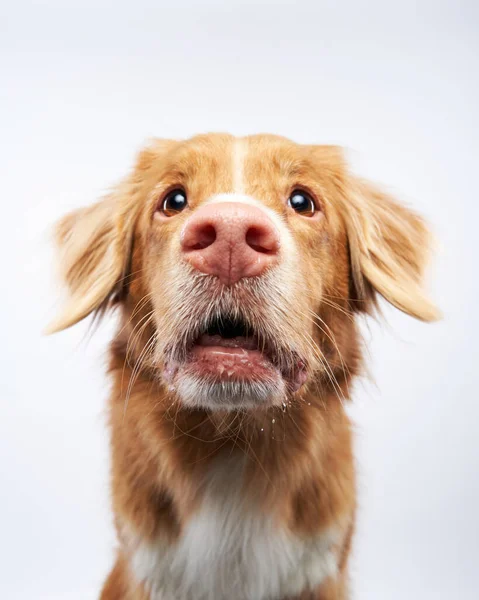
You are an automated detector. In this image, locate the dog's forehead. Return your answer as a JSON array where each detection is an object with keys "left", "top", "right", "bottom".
[{"left": 157, "top": 135, "right": 315, "bottom": 207}]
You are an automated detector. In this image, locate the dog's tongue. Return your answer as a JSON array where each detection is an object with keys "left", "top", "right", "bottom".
[{"left": 164, "top": 348, "right": 308, "bottom": 393}]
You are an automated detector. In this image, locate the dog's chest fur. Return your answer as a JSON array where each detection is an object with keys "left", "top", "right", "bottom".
[{"left": 125, "top": 456, "right": 339, "bottom": 600}]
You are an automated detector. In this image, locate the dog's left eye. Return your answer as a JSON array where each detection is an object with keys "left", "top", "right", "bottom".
[
  {"left": 160, "top": 189, "right": 188, "bottom": 217},
  {"left": 288, "top": 190, "right": 316, "bottom": 217}
]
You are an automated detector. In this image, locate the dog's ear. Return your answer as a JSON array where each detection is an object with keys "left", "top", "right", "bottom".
[
  {"left": 345, "top": 178, "right": 441, "bottom": 322},
  {"left": 46, "top": 189, "right": 135, "bottom": 334},
  {"left": 46, "top": 139, "right": 174, "bottom": 334}
]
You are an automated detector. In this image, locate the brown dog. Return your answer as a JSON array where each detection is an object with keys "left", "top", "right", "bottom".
[{"left": 48, "top": 134, "right": 439, "bottom": 600}]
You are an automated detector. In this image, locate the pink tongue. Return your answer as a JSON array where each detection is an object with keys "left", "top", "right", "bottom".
[{"left": 196, "top": 334, "right": 259, "bottom": 351}]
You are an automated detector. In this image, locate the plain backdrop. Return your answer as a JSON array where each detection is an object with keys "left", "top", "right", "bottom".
[{"left": 1, "top": 1, "right": 478, "bottom": 598}]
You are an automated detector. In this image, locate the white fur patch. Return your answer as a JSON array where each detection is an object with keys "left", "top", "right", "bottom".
[
  {"left": 233, "top": 139, "right": 246, "bottom": 193},
  {"left": 174, "top": 371, "right": 287, "bottom": 412},
  {"left": 125, "top": 457, "right": 340, "bottom": 600}
]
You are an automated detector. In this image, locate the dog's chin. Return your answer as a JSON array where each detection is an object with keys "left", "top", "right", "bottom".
[{"left": 174, "top": 372, "right": 287, "bottom": 411}]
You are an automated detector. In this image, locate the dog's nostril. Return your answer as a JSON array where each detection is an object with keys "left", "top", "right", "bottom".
[
  {"left": 245, "top": 226, "right": 278, "bottom": 255},
  {"left": 187, "top": 224, "right": 216, "bottom": 251},
  {"left": 181, "top": 203, "right": 280, "bottom": 283}
]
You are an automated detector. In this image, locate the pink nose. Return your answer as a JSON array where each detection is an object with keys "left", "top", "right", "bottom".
[{"left": 181, "top": 202, "right": 280, "bottom": 284}]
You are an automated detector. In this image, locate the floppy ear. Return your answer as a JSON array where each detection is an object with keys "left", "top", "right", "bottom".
[
  {"left": 345, "top": 178, "right": 441, "bottom": 322},
  {"left": 46, "top": 190, "right": 135, "bottom": 334}
]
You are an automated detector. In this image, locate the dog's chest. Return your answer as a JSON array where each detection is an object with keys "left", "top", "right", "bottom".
[{"left": 126, "top": 459, "right": 339, "bottom": 600}]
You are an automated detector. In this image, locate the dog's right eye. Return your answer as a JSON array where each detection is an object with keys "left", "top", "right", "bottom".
[{"left": 160, "top": 189, "right": 188, "bottom": 217}]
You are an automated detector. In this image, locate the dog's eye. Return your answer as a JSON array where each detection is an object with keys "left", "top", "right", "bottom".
[
  {"left": 288, "top": 190, "right": 316, "bottom": 217},
  {"left": 160, "top": 189, "right": 188, "bottom": 217}
]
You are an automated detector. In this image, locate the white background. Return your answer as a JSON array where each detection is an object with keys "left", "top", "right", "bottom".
[{"left": 2, "top": 1, "right": 478, "bottom": 598}]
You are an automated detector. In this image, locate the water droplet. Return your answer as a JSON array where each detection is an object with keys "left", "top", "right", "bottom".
[
  {"left": 260, "top": 428, "right": 264, "bottom": 432},
  {"left": 307, "top": 402, "right": 311, "bottom": 406},
  {"left": 272, "top": 418, "right": 276, "bottom": 424},
  {"left": 281, "top": 402, "right": 287, "bottom": 412}
]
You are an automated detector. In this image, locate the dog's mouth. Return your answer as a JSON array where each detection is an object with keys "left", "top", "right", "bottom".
[
  {"left": 163, "top": 313, "right": 308, "bottom": 399},
  {"left": 189, "top": 315, "right": 275, "bottom": 379},
  {"left": 196, "top": 315, "right": 262, "bottom": 353}
]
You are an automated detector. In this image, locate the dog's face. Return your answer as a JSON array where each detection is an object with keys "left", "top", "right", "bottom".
[{"left": 49, "top": 134, "right": 439, "bottom": 411}]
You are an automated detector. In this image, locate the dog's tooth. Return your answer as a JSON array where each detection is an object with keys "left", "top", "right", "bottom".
[
  {"left": 218, "top": 365, "right": 225, "bottom": 375},
  {"left": 227, "top": 369, "right": 234, "bottom": 377}
]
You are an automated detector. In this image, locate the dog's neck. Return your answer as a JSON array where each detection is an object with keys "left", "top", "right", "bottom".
[
  {"left": 106, "top": 323, "right": 357, "bottom": 599},
  {"left": 108, "top": 327, "right": 356, "bottom": 522}
]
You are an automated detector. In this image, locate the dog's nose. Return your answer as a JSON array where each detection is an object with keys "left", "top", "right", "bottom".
[{"left": 180, "top": 202, "right": 280, "bottom": 284}]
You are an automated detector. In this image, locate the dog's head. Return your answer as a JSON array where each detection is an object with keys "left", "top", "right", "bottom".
[{"left": 48, "top": 134, "right": 439, "bottom": 411}]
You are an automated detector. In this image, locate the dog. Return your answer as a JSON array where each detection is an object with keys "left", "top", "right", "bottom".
[{"left": 48, "top": 134, "right": 439, "bottom": 600}]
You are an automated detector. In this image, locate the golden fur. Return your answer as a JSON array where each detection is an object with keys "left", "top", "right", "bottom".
[{"left": 49, "top": 134, "right": 439, "bottom": 599}]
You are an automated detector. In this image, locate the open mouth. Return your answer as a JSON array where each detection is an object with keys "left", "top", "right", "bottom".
[
  {"left": 162, "top": 311, "right": 308, "bottom": 409},
  {"left": 187, "top": 315, "right": 277, "bottom": 380}
]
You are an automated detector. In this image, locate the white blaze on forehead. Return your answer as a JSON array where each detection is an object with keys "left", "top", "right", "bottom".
[{"left": 232, "top": 138, "right": 246, "bottom": 194}]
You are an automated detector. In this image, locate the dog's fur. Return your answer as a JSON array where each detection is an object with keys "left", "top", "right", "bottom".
[{"left": 49, "top": 134, "right": 439, "bottom": 599}]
